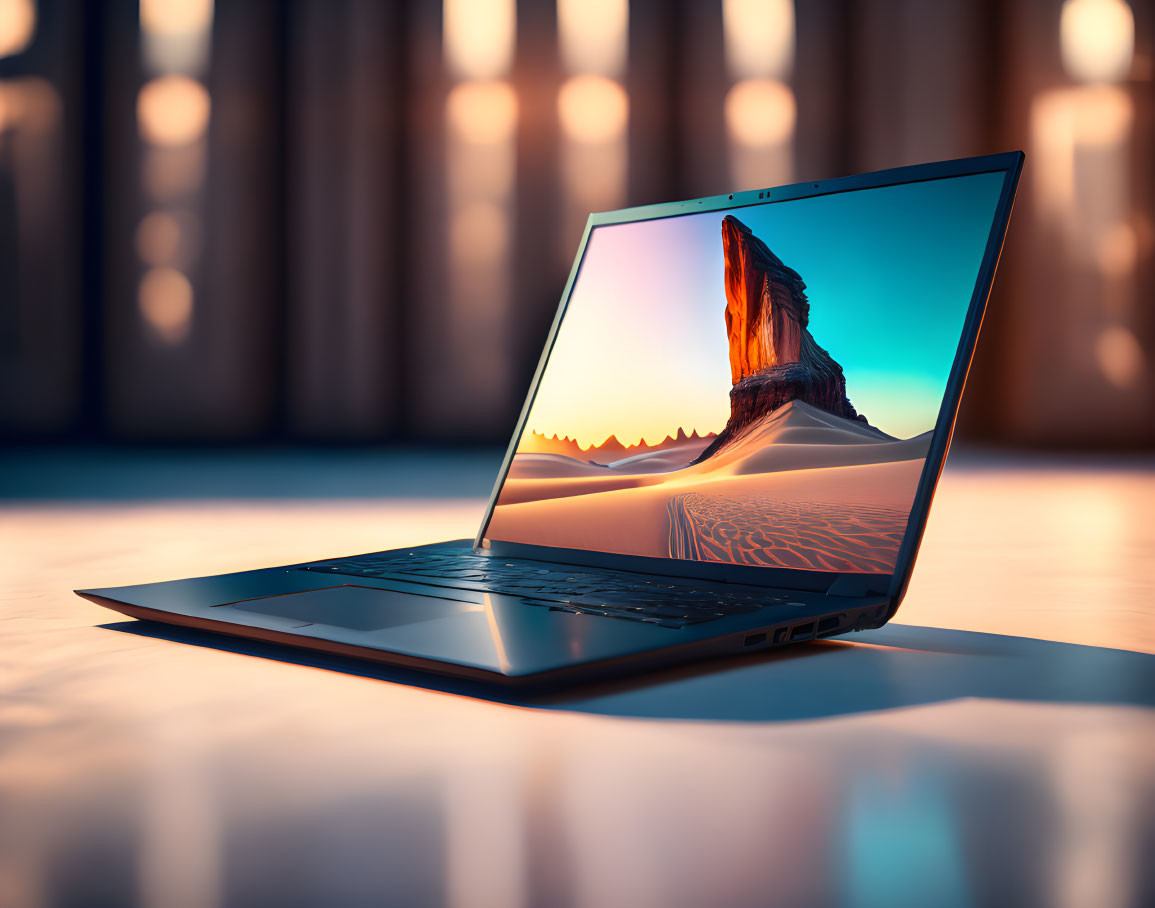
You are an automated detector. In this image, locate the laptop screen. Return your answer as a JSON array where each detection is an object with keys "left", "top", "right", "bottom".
[{"left": 483, "top": 171, "right": 1007, "bottom": 575}]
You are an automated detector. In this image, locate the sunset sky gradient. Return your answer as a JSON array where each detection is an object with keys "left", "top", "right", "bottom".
[{"left": 523, "top": 172, "right": 1005, "bottom": 447}]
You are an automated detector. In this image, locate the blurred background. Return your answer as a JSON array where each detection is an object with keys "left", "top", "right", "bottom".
[{"left": 0, "top": 0, "right": 1152, "bottom": 449}]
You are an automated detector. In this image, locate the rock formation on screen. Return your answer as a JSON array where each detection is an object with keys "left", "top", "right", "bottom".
[{"left": 694, "top": 215, "right": 868, "bottom": 462}]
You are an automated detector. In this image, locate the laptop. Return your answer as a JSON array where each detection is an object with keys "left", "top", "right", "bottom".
[{"left": 78, "top": 152, "right": 1024, "bottom": 687}]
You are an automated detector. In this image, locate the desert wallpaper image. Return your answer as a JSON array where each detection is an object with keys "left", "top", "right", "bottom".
[{"left": 486, "top": 174, "right": 1005, "bottom": 574}]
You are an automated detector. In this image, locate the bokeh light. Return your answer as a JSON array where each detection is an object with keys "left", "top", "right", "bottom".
[
  {"left": 443, "top": 0, "right": 515, "bottom": 81},
  {"left": 558, "top": 74, "right": 629, "bottom": 144},
  {"left": 1097, "top": 222, "right": 1139, "bottom": 277},
  {"left": 1060, "top": 0, "right": 1134, "bottom": 84},
  {"left": 446, "top": 80, "right": 517, "bottom": 145},
  {"left": 142, "top": 145, "right": 206, "bottom": 202},
  {"left": 0, "top": 0, "right": 35, "bottom": 60},
  {"left": 1030, "top": 85, "right": 1132, "bottom": 222},
  {"left": 137, "top": 75, "right": 211, "bottom": 146},
  {"left": 136, "top": 211, "right": 182, "bottom": 266},
  {"left": 140, "top": 0, "right": 214, "bottom": 74},
  {"left": 140, "top": 0, "right": 213, "bottom": 37},
  {"left": 0, "top": 77, "right": 57, "bottom": 137},
  {"left": 1095, "top": 325, "right": 1145, "bottom": 388},
  {"left": 557, "top": 0, "right": 628, "bottom": 78},
  {"left": 136, "top": 210, "right": 199, "bottom": 268},
  {"left": 722, "top": 0, "right": 794, "bottom": 80},
  {"left": 139, "top": 266, "right": 194, "bottom": 344},
  {"left": 724, "top": 78, "right": 796, "bottom": 148}
]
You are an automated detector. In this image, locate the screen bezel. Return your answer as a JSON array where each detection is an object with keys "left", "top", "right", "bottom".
[{"left": 474, "top": 152, "right": 1024, "bottom": 603}]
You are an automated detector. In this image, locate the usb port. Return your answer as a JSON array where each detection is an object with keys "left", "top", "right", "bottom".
[
  {"left": 789, "top": 622, "right": 815, "bottom": 641},
  {"left": 817, "top": 616, "right": 841, "bottom": 633}
]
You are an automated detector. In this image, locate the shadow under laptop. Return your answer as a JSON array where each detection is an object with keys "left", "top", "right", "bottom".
[{"left": 100, "top": 620, "right": 1155, "bottom": 723}]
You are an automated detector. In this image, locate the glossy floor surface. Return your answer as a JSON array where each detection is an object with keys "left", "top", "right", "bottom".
[{"left": 2, "top": 449, "right": 1153, "bottom": 908}]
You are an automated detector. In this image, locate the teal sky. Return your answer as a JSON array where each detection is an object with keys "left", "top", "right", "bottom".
[{"left": 527, "top": 171, "right": 1006, "bottom": 444}]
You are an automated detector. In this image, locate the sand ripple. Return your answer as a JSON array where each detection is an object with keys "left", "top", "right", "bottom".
[{"left": 667, "top": 492, "right": 907, "bottom": 573}]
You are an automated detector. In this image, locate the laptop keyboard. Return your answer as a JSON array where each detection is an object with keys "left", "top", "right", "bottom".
[{"left": 299, "top": 548, "right": 810, "bottom": 629}]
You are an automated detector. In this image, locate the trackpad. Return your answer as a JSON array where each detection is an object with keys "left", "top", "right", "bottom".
[{"left": 218, "top": 585, "right": 478, "bottom": 631}]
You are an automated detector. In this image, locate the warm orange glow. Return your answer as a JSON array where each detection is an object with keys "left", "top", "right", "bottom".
[
  {"left": 0, "top": 0, "right": 35, "bottom": 59},
  {"left": 446, "top": 79, "right": 517, "bottom": 145},
  {"left": 0, "top": 80, "right": 20, "bottom": 131},
  {"left": 723, "top": 0, "right": 794, "bottom": 80},
  {"left": 730, "top": 139, "right": 793, "bottom": 193},
  {"left": 443, "top": 0, "right": 515, "bottom": 80},
  {"left": 137, "top": 75, "right": 210, "bottom": 146},
  {"left": 1030, "top": 85, "right": 1132, "bottom": 221},
  {"left": 143, "top": 145, "right": 206, "bottom": 202},
  {"left": 136, "top": 211, "right": 191, "bottom": 266},
  {"left": 444, "top": 71, "right": 516, "bottom": 415},
  {"left": 558, "top": 74, "right": 628, "bottom": 144},
  {"left": 556, "top": 3, "right": 630, "bottom": 250},
  {"left": 1095, "top": 325, "right": 1145, "bottom": 388},
  {"left": 1067, "top": 84, "right": 1132, "bottom": 148},
  {"left": 561, "top": 135, "right": 627, "bottom": 233},
  {"left": 139, "top": 266, "right": 194, "bottom": 344},
  {"left": 1097, "top": 221, "right": 1138, "bottom": 276},
  {"left": 140, "top": 0, "right": 214, "bottom": 74},
  {"left": 725, "top": 78, "right": 795, "bottom": 148},
  {"left": 0, "top": 77, "right": 59, "bottom": 137},
  {"left": 557, "top": 0, "right": 628, "bottom": 78},
  {"left": 140, "top": 0, "right": 213, "bottom": 36},
  {"left": 1060, "top": 0, "right": 1134, "bottom": 84},
  {"left": 450, "top": 201, "right": 508, "bottom": 264}
]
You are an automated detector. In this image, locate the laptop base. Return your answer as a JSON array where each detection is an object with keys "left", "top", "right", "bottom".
[{"left": 79, "top": 539, "right": 891, "bottom": 688}]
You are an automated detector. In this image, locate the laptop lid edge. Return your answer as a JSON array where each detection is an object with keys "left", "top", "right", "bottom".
[{"left": 883, "top": 151, "right": 1025, "bottom": 617}]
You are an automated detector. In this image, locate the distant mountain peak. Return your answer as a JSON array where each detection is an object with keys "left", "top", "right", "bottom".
[{"left": 524, "top": 427, "right": 716, "bottom": 465}]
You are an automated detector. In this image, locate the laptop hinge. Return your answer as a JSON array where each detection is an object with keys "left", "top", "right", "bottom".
[{"left": 825, "top": 574, "right": 889, "bottom": 599}]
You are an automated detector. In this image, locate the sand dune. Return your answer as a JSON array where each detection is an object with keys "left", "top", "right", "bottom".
[
  {"left": 756, "top": 398, "right": 896, "bottom": 442},
  {"left": 691, "top": 400, "right": 889, "bottom": 464},
  {"left": 682, "top": 401, "right": 927, "bottom": 477},
  {"left": 506, "top": 453, "right": 611, "bottom": 480},
  {"left": 490, "top": 458, "right": 925, "bottom": 572},
  {"left": 490, "top": 400, "right": 935, "bottom": 573},
  {"left": 722, "top": 435, "right": 930, "bottom": 476},
  {"left": 495, "top": 474, "right": 662, "bottom": 506},
  {"left": 606, "top": 437, "right": 713, "bottom": 473}
]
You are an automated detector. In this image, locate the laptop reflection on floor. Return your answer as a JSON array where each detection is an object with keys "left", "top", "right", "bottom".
[{"left": 79, "top": 152, "right": 1024, "bottom": 687}]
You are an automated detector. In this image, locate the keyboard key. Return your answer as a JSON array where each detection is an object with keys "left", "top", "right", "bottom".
[{"left": 298, "top": 549, "right": 803, "bottom": 630}]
